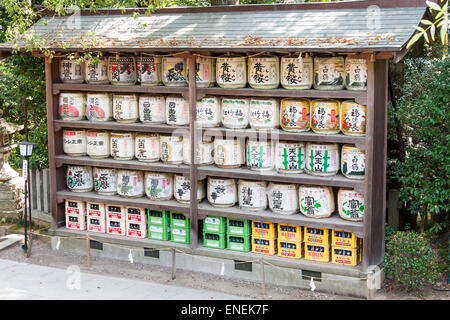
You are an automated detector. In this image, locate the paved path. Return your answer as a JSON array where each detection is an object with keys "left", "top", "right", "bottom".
[{"left": 0, "top": 259, "right": 245, "bottom": 300}]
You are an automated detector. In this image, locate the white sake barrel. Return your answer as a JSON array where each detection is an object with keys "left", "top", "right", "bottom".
[
  {"left": 305, "top": 142, "right": 340, "bottom": 176},
  {"left": 108, "top": 55, "right": 136, "bottom": 85},
  {"left": 173, "top": 174, "right": 205, "bottom": 204},
  {"left": 63, "top": 129, "right": 87, "bottom": 156},
  {"left": 276, "top": 141, "right": 305, "bottom": 173},
  {"left": 341, "top": 144, "right": 365, "bottom": 179},
  {"left": 110, "top": 132, "right": 135, "bottom": 160},
  {"left": 280, "top": 54, "right": 313, "bottom": 89},
  {"left": 135, "top": 133, "right": 160, "bottom": 162},
  {"left": 249, "top": 98, "right": 279, "bottom": 130},
  {"left": 299, "top": 185, "right": 335, "bottom": 218},
  {"left": 183, "top": 136, "right": 214, "bottom": 166},
  {"left": 86, "top": 93, "right": 112, "bottom": 121},
  {"left": 86, "top": 130, "right": 110, "bottom": 159},
  {"left": 267, "top": 183, "right": 299, "bottom": 215},
  {"left": 59, "top": 58, "right": 84, "bottom": 83},
  {"left": 213, "top": 138, "right": 243, "bottom": 169},
  {"left": 162, "top": 57, "right": 187, "bottom": 87},
  {"left": 113, "top": 94, "right": 138, "bottom": 123},
  {"left": 84, "top": 56, "right": 109, "bottom": 84},
  {"left": 338, "top": 188, "right": 365, "bottom": 221},
  {"left": 144, "top": 172, "right": 173, "bottom": 201},
  {"left": 116, "top": 170, "right": 144, "bottom": 198},
  {"left": 191, "top": 56, "right": 216, "bottom": 88},
  {"left": 313, "top": 56, "right": 345, "bottom": 90},
  {"left": 93, "top": 167, "right": 117, "bottom": 195},
  {"left": 246, "top": 139, "right": 275, "bottom": 171},
  {"left": 238, "top": 180, "right": 267, "bottom": 211},
  {"left": 344, "top": 57, "right": 368, "bottom": 91},
  {"left": 136, "top": 56, "right": 162, "bottom": 86},
  {"left": 280, "top": 98, "right": 311, "bottom": 132},
  {"left": 59, "top": 92, "right": 86, "bottom": 121},
  {"left": 160, "top": 135, "right": 183, "bottom": 164},
  {"left": 311, "top": 99, "right": 341, "bottom": 134},
  {"left": 196, "top": 96, "right": 221, "bottom": 128},
  {"left": 139, "top": 95, "right": 166, "bottom": 124},
  {"left": 165, "top": 95, "right": 189, "bottom": 126},
  {"left": 340, "top": 100, "right": 366, "bottom": 136},
  {"left": 207, "top": 177, "right": 237, "bottom": 208},
  {"left": 221, "top": 97, "right": 250, "bottom": 129},
  {"left": 66, "top": 165, "right": 93, "bottom": 192},
  {"left": 216, "top": 56, "right": 247, "bottom": 88},
  {"left": 248, "top": 55, "right": 280, "bottom": 89}
]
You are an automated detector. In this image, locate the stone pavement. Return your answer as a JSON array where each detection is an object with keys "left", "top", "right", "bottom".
[{"left": 0, "top": 258, "right": 245, "bottom": 300}]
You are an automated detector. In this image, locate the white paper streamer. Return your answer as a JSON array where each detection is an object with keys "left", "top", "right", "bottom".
[
  {"left": 56, "top": 237, "right": 61, "bottom": 250},
  {"left": 128, "top": 249, "right": 134, "bottom": 264},
  {"left": 220, "top": 262, "right": 225, "bottom": 276},
  {"left": 309, "top": 277, "right": 316, "bottom": 292}
]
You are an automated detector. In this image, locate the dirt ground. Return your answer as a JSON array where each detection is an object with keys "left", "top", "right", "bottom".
[{"left": 0, "top": 231, "right": 449, "bottom": 301}]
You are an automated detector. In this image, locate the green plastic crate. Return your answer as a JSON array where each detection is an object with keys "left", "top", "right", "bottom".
[
  {"left": 147, "top": 209, "right": 169, "bottom": 226},
  {"left": 148, "top": 224, "right": 170, "bottom": 241},
  {"left": 203, "top": 232, "right": 226, "bottom": 249},
  {"left": 203, "top": 216, "right": 227, "bottom": 233},
  {"left": 171, "top": 227, "right": 190, "bottom": 244},
  {"left": 227, "top": 218, "right": 251, "bottom": 236},
  {"left": 170, "top": 212, "right": 190, "bottom": 229},
  {"left": 227, "top": 234, "right": 251, "bottom": 252}
]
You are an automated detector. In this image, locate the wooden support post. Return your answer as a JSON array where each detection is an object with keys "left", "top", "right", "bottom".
[
  {"left": 260, "top": 258, "right": 266, "bottom": 296},
  {"left": 171, "top": 248, "right": 176, "bottom": 280},
  {"left": 86, "top": 234, "right": 91, "bottom": 268}
]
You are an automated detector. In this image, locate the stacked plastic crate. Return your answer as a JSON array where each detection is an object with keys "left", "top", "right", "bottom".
[
  {"left": 147, "top": 209, "right": 170, "bottom": 241},
  {"left": 203, "top": 216, "right": 227, "bottom": 249},
  {"left": 226, "top": 218, "right": 251, "bottom": 252},
  {"left": 170, "top": 212, "right": 190, "bottom": 244}
]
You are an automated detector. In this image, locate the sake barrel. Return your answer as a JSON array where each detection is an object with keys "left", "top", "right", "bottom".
[
  {"left": 63, "top": 129, "right": 87, "bottom": 156},
  {"left": 338, "top": 188, "right": 365, "bottom": 221},
  {"left": 59, "top": 92, "right": 86, "bottom": 121},
  {"left": 139, "top": 95, "right": 166, "bottom": 124},
  {"left": 165, "top": 95, "right": 189, "bottom": 126},
  {"left": 280, "top": 98, "right": 311, "bottom": 132},
  {"left": 341, "top": 144, "right": 365, "bottom": 179},
  {"left": 192, "top": 56, "right": 216, "bottom": 88},
  {"left": 213, "top": 138, "right": 243, "bottom": 169},
  {"left": 136, "top": 56, "right": 162, "bottom": 86},
  {"left": 196, "top": 96, "right": 221, "bottom": 128},
  {"left": 311, "top": 99, "right": 340, "bottom": 134},
  {"left": 108, "top": 55, "right": 136, "bottom": 85},
  {"left": 249, "top": 98, "right": 279, "bottom": 130},
  {"left": 216, "top": 56, "right": 247, "bottom": 88},
  {"left": 246, "top": 139, "right": 275, "bottom": 171},
  {"left": 110, "top": 132, "right": 135, "bottom": 160},
  {"left": 221, "top": 97, "right": 250, "bottom": 129},
  {"left": 173, "top": 174, "right": 205, "bottom": 204},
  {"left": 67, "top": 165, "right": 93, "bottom": 192},
  {"left": 340, "top": 100, "right": 366, "bottom": 136},
  {"left": 160, "top": 135, "right": 183, "bottom": 164},
  {"left": 344, "top": 57, "right": 368, "bottom": 91},
  {"left": 135, "top": 133, "right": 160, "bottom": 162},
  {"left": 280, "top": 54, "right": 313, "bottom": 90},
  {"left": 84, "top": 56, "right": 109, "bottom": 84},
  {"left": 276, "top": 141, "right": 305, "bottom": 173},
  {"left": 93, "top": 167, "right": 117, "bottom": 195},
  {"left": 313, "top": 56, "right": 345, "bottom": 90},
  {"left": 144, "top": 172, "right": 173, "bottom": 201},
  {"left": 162, "top": 57, "right": 187, "bottom": 87},
  {"left": 182, "top": 136, "right": 214, "bottom": 166},
  {"left": 116, "top": 170, "right": 144, "bottom": 198},
  {"left": 267, "top": 183, "right": 299, "bottom": 215},
  {"left": 299, "top": 185, "right": 335, "bottom": 218},
  {"left": 207, "top": 177, "right": 237, "bottom": 208},
  {"left": 86, "top": 93, "right": 112, "bottom": 121},
  {"left": 113, "top": 94, "right": 138, "bottom": 123},
  {"left": 305, "top": 142, "right": 340, "bottom": 176},
  {"left": 238, "top": 180, "right": 267, "bottom": 211},
  {"left": 248, "top": 55, "right": 280, "bottom": 89},
  {"left": 59, "top": 58, "right": 84, "bottom": 83},
  {"left": 86, "top": 130, "right": 110, "bottom": 159}
]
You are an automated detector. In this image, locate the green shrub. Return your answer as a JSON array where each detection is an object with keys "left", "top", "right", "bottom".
[{"left": 384, "top": 231, "right": 440, "bottom": 291}]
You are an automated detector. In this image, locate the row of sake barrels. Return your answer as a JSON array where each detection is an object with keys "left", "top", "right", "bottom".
[
  {"left": 60, "top": 92, "right": 366, "bottom": 136},
  {"left": 59, "top": 54, "right": 366, "bottom": 91}
]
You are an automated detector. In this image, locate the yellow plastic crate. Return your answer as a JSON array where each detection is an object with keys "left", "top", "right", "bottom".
[
  {"left": 332, "top": 230, "right": 359, "bottom": 249},
  {"left": 278, "top": 224, "right": 302, "bottom": 242},
  {"left": 304, "top": 227, "right": 330, "bottom": 245},
  {"left": 251, "top": 236, "right": 277, "bottom": 255},
  {"left": 252, "top": 221, "right": 277, "bottom": 240},
  {"left": 331, "top": 246, "right": 362, "bottom": 266},
  {"left": 277, "top": 239, "right": 303, "bottom": 259},
  {"left": 304, "top": 243, "right": 331, "bottom": 263}
]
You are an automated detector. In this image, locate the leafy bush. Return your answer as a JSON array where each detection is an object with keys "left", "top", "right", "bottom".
[{"left": 384, "top": 231, "right": 440, "bottom": 291}]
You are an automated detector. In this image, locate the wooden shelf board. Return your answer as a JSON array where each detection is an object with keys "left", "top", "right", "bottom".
[{"left": 53, "top": 83, "right": 188, "bottom": 95}]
